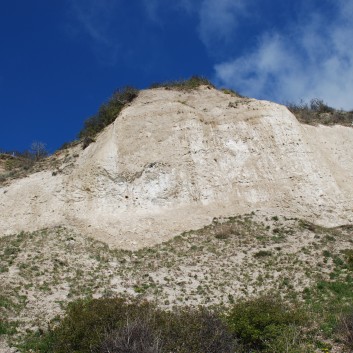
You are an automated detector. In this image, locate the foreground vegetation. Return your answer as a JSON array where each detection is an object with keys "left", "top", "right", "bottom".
[
  {"left": 1, "top": 215, "right": 353, "bottom": 351},
  {"left": 21, "top": 296, "right": 309, "bottom": 353}
]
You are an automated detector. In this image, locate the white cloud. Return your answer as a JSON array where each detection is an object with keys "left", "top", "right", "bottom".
[
  {"left": 67, "top": 0, "right": 353, "bottom": 109},
  {"left": 141, "top": 0, "right": 248, "bottom": 47},
  {"left": 214, "top": 2, "right": 353, "bottom": 110}
]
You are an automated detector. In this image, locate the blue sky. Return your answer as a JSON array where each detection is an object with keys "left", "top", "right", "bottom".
[{"left": 1, "top": 0, "right": 352, "bottom": 152}]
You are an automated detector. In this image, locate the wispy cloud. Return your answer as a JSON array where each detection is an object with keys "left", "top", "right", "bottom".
[
  {"left": 67, "top": 0, "right": 353, "bottom": 109},
  {"left": 141, "top": 0, "right": 199, "bottom": 23},
  {"left": 198, "top": 0, "right": 247, "bottom": 48},
  {"left": 141, "top": 0, "right": 248, "bottom": 48},
  {"left": 67, "top": 0, "right": 121, "bottom": 65},
  {"left": 141, "top": 0, "right": 161, "bottom": 23},
  {"left": 214, "top": 1, "right": 353, "bottom": 110}
]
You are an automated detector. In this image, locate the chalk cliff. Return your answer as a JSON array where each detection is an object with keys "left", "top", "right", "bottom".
[{"left": 1, "top": 86, "right": 352, "bottom": 249}]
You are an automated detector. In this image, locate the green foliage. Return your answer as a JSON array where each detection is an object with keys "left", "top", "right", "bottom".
[
  {"left": 150, "top": 76, "right": 214, "bottom": 91},
  {"left": 226, "top": 296, "right": 305, "bottom": 352},
  {"left": 15, "top": 293, "right": 320, "bottom": 353},
  {"left": 303, "top": 249, "right": 353, "bottom": 342},
  {"left": 0, "top": 320, "right": 17, "bottom": 336},
  {"left": 78, "top": 86, "right": 139, "bottom": 139},
  {"left": 26, "top": 295, "right": 309, "bottom": 353},
  {"left": 0, "top": 295, "right": 14, "bottom": 309},
  {"left": 156, "top": 307, "right": 235, "bottom": 353},
  {"left": 27, "top": 297, "right": 235, "bottom": 353},
  {"left": 98, "top": 307, "right": 235, "bottom": 353},
  {"left": 54, "top": 298, "right": 140, "bottom": 352}
]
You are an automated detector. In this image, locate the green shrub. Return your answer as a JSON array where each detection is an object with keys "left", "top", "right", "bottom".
[
  {"left": 287, "top": 98, "right": 352, "bottom": 126},
  {"left": 150, "top": 76, "right": 214, "bottom": 91},
  {"left": 254, "top": 250, "right": 272, "bottom": 258},
  {"left": 27, "top": 297, "right": 236, "bottom": 353},
  {"left": 94, "top": 316, "right": 162, "bottom": 353},
  {"left": 157, "top": 307, "right": 236, "bottom": 353},
  {"left": 226, "top": 296, "right": 305, "bottom": 352},
  {"left": 48, "top": 298, "right": 153, "bottom": 353},
  {"left": 78, "top": 86, "right": 139, "bottom": 139},
  {"left": 0, "top": 320, "right": 16, "bottom": 336},
  {"left": 337, "top": 309, "right": 353, "bottom": 349},
  {"left": 96, "top": 307, "right": 236, "bottom": 353},
  {"left": 341, "top": 249, "right": 353, "bottom": 270}
]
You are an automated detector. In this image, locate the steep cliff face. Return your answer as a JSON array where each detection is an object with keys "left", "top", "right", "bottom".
[{"left": 1, "top": 86, "right": 352, "bottom": 249}]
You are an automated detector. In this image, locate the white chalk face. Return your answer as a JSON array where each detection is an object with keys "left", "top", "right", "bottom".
[{"left": 1, "top": 86, "right": 353, "bottom": 249}]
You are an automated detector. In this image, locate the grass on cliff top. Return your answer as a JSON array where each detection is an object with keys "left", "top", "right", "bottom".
[
  {"left": 78, "top": 86, "right": 139, "bottom": 140},
  {"left": 287, "top": 98, "right": 353, "bottom": 127},
  {"left": 149, "top": 75, "right": 215, "bottom": 90}
]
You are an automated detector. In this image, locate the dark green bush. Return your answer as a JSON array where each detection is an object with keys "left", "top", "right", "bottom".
[
  {"left": 150, "top": 76, "right": 214, "bottom": 91},
  {"left": 95, "top": 316, "right": 162, "bottom": 353},
  {"left": 337, "top": 309, "right": 353, "bottom": 349},
  {"left": 226, "top": 296, "right": 305, "bottom": 352},
  {"left": 253, "top": 250, "right": 272, "bottom": 258},
  {"left": 28, "top": 297, "right": 236, "bottom": 353},
  {"left": 157, "top": 307, "right": 236, "bottom": 353},
  {"left": 78, "top": 86, "right": 139, "bottom": 139},
  {"left": 50, "top": 298, "right": 159, "bottom": 353}
]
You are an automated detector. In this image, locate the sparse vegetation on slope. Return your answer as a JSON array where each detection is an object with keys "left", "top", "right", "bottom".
[
  {"left": 220, "top": 87, "right": 244, "bottom": 98},
  {"left": 1, "top": 214, "right": 353, "bottom": 351},
  {"left": 288, "top": 98, "right": 353, "bottom": 126},
  {"left": 0, "top": 142, "right": 48, "bottom": 184},
  {"left": 150, "top": 75, "right": 214, "bottom": 91},
  {"left": 78, "top": 86, "right": 139, "bottom": 140}
]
